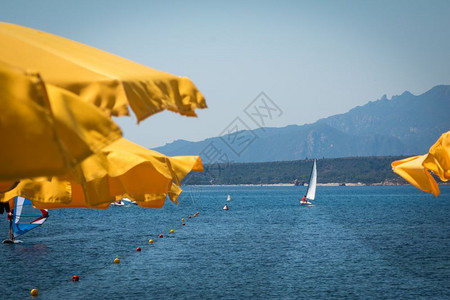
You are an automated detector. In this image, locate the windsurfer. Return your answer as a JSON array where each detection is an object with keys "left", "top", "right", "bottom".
[{"left": 7, "top": 209, "right": 14, "bottom": 241}]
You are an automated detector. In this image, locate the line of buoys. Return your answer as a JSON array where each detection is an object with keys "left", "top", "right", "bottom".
[{"left": 41, "top": 210, "right": 202, "bottom": 298}]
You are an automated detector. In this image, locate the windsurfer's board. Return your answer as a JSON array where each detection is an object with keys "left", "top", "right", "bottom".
[{"left": 2, "top": 239, "right": 23, "bottom": 244}]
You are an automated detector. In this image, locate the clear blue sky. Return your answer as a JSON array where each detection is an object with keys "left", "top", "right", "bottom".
[{"left": 2, "top": 0, "right": 449, "bottom": 148}]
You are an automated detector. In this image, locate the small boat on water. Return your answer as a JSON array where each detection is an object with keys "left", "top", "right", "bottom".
[
  {"left": 111, "top": 200, "right": 125, "bottom": 206},
  {"left": 111, "top": 198, "right": 137, "bottom": 207},
  {"left": 300, "top": 159, "right": 317, "bottom": 206}
]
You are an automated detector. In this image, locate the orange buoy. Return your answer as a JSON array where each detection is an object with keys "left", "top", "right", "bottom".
[
  {"left": 30, "top": 289, "right": 39, "bottom": 297},
  {"left": 170, "top": 229, "right": 174, "bottom": 234},
  {"left": 149, "top": 239, "right": 154, "bottom": 244},
  {"left": 114, "top": 258, "right": 120, "bottom": 264},
  {"left": 72, "top": 275, "right": 79, "bottom": 281},
  {"left": 181, "top": 218, "right": 185, "bottom": 221},
  {"left": 136, "top": 247, "right": 141, "bottom": 251}
]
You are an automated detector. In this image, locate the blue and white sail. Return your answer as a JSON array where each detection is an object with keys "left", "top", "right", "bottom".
[{"left": 12, "top": 196, "right": 48, "bottom": 238}]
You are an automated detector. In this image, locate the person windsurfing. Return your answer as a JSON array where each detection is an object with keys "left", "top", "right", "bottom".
[
  {"left": 3, "top": 197, "right": 49, "bottom": 244},
  {"left": 7, "top": 209, "right": 14, "bottom": 242}
]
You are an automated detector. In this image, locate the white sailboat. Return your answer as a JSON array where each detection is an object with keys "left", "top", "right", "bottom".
[
  {"left": 300, "top": 159, "right": 317, "bottom": 206},
  {"left": 226, "top": 194, "right": 232, "bottom": 201},
  {"left": 111, "top": 198, "right": 138, "bottom": 207}
]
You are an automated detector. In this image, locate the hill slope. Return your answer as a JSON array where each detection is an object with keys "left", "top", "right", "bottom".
[{"left": 155, "top": 85, "right": 450, "bottom": 163}]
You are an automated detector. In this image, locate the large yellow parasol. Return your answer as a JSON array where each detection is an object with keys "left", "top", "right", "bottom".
[
  {"left": 0, "top": 22, "right": 206, "bottom": 122},
  {"left": 1, "top": 138, "right": 203, "bottom": 209},
  {"left": 392, "top": 131, "right": 450, "bottom": 197},
  {"left": 1, "top": 22, "right": 207, "bottom": 208},
  {"left": 0, "top": 60, "right": 122, "bottom": 182}
]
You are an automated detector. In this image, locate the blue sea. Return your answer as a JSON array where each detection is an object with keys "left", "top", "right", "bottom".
[{"left": 1, "top": 185, "right": 450, "bottom": 299}]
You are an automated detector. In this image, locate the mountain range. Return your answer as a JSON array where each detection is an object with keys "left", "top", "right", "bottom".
[{"left": 154, "top": 85, "right": 450, "bottom": 163}]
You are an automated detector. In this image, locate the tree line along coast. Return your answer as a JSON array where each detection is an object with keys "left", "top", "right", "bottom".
[{"left": 182, "top": 156, "right": 444, "bottom": 186}]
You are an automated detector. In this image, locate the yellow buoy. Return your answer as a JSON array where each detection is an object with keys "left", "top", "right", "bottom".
[
  {"left": 149, "top": 239, "right": 154, "bottom": 244},
  {"left": 170, "top": 229, "right": 174, "bottom": 234},
  {"left": 181, "top": 218, "right": 185, "bottom": 221},
  {"left": 30, "top": 289, "right": 39, "bottom": 297},
  {"left": 114, "top": 258, "right": 120, "bottom": 264}
]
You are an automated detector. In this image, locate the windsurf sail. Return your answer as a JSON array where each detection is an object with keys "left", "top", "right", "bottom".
[
  {"left": 305, "top": 160, "right": 317, "bottom": 201},
  {"left": 12, "top": 196, "right": 48, "bottom": 238}
]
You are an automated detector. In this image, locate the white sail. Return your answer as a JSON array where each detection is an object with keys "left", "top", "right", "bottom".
[{"left": 305, "top": 160, "right": 317, "bottom": 200}]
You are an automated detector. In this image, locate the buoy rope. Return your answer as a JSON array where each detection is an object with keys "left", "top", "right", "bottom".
[
  {"left": 27, "top": 185, "right": 203, "bottom": 298},
  {"left": 30, "top": 208, "right": 201, "bottom": 299}
]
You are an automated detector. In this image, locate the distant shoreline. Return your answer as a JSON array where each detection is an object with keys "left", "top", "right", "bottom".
[{"left": 185, "top": 182, "right": 449, "bottom": 187}]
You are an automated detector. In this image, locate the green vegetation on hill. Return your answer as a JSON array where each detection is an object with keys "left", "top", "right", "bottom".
[{"left": 183, "top": 156, "right": 410, "bottom": 185}]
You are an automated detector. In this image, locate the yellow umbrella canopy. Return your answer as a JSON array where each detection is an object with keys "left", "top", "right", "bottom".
[
  {"left": 0, "top": 60, "right": 122, "bottom": 182},
  {"left": 0, "top": 22, "right": 207, "bottom": 122},
  {"left": 423, "top": 131, "right": 450, "bottom": 182},
  {"left": 391, "top": 155, "right": 440, "bottom": 197},
  {"left": 391, "top": 131, "right": 450, "bottom": 197},
  {"left": 1, "top": 138, "right": 203, "bottom": 209}
]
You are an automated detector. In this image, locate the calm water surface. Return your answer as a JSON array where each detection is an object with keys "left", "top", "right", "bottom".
[{"left": 1, "top": 185, "right": 449, "bottom": 299}]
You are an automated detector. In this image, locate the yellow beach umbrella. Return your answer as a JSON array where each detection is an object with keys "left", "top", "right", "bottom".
[
  {"left": 423, "top": 131, "right": 450, "bottom": 182},
  {"left": 391, "top": 131, "right": 450, "bottom": 197},
  {"left": 129, "top": 183, "right": 185, "bottom": 209},
  {"left": 391, "top": 155, "right": 440, "bottom": 197},
  {"left": 1, "top": 138, "right": 203, "bottom": 209},
  {"left": 0, "top": 22, "right": 206, "bottom": 122},
  {"left": 0, "top": 60, "right": 122, "bottom": 182}
]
